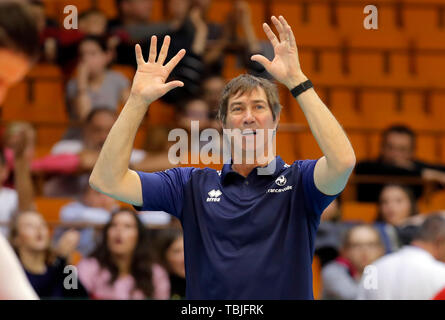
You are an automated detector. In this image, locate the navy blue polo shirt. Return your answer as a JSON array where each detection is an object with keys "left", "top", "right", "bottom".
[{"left": 135, "top": 156, "right": 339, "bottom": 299}]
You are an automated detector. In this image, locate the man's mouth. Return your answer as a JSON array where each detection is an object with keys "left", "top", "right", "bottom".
[{"left": 242, "top": 129, "right": 257, "bottom": 136}]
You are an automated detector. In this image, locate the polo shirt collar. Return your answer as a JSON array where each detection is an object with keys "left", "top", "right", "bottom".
[{"left": 221, "top": 156, "right": 286, "bottom": 184}]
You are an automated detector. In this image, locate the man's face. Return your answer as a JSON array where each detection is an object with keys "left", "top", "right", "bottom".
[
  {"left": 0, "top": 49, "right": 31, "bottom": 105},
  {"left": 224, "top": 87, "right": 278, "bottom": 158},
  {"left": 85, "top": 112, "right": 116, "bottom": 150},
  {"left": 381, "top": 132, "right": 414, "bottom": 165}
]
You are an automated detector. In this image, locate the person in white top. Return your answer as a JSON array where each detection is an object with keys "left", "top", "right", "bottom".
[{"left": 357, "top": 213, "right": 445, "bottom": 300}]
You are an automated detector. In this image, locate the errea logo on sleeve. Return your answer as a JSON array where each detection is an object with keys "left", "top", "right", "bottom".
[{"left": 207, "top": 189, "right": 222, "bottom": 202}]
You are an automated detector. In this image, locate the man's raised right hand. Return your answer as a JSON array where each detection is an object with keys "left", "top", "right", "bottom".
[{"left": 130, "top": 35, "right": 186, "bottom": 105}]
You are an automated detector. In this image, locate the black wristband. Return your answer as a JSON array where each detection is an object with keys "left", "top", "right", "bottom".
[{"left": 290, "top": 79, "right": 313, "bottom": 98}]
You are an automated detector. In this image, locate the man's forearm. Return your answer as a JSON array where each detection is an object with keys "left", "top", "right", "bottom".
[
  {"left": 90, "top": 95, "right": 148, "bottom": 191},
  {"left": 292, "top": 76, "right": 355, "bottom": 169},
  {"left": 0, "top": 234, "right": 38, "bottom": 299}
]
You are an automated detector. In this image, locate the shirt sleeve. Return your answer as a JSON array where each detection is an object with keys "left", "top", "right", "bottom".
[
  {"left": 298, "top": 159, "right": 340, "bottom": 219},
  {"left": 134, "top": 167, "right": 196, "bottom": 220}
]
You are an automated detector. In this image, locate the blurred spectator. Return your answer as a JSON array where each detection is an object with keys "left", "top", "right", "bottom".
[
  {"left": 178, "top": 98, "right": 211, "bottom": 131},
  {"left": 53, "top": 186, "right": 117, "bottom": 257},
  {"left": 202, "top": 75, "right": 225, "bottom": 129},
  {"left": 77, "top": 208, "right": 170, "bottom": 299},
  {"left": 1, "top": 123, "right": 36, "bottom": 236},
  {"left": 44, "top": 108, "right": 146, "bottom": 198},
  {"left": 355, "top": 125, "right": 445, "bottom": 202},
  {"left": 27, "top": 0, "right": 58, "bottom": 63},
  {"left": 357, "top": 214, "right": 445, "bottom": 300},
  {"left": 109, "top": 0, "right": 170, "bottom": 66},
  {"left": 0, "top": 0, "right": 40, "bottom": 103},
  {"left": 375, "top": 184, "right": 418, "bottom": 253},
  {"left": 79, "top": 9, "right": 108, "bottom": 37},
  {"left": 161, "top": 3, "right": 210, "bottom": 105},
  {"left": 65, "top": 35, "right": 130, "bottom": 139},
  {"left": 232, "top": 0, "right": 274, "bottom": 79},
  {"left": 56, "top": 8, "right": 113, "bottom": 73},
  {"left": 29, "top": 0, "right": 58, "bottom": 63},
  {"left": 315, "top": 198, "right": 349, "bottom": 267},
  {"left": 0, "top": 149, "right": 18, "bottom": 236},
  {"left": 322, "top": 224, "right": 385, "bottom": 300},
  {"left": 155, "top": 228, "right": 186, "bottom": 299},
  {"left": 109, "top": 0, "right": 157, "bottom": 31},
  {"left": 9, "top": 211, "right": 87, "bottom": 299}
]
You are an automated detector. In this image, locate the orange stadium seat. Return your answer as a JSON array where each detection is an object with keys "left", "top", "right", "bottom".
[
  {"left": 430, "top": 92, "right": 445, "bottom": 123},
  {"left": 312, "top": 255, "right": 323, "bottom": 300},
  {"left": 422, "top": 190, "right": 445, "bottom": 213},
  {"left": 35, "top": 197, "right": 73, "bottom": 224},
  {"left": 360, "top": 90, "right": 398, "bottom": 127},
  {"left": 328, "top": 89, "right": 362, "bottom": 128},
  {"left": 276, "top": 131, "right": 299, "bottom": 164},
  {"left": 150, "top": 0, "right": 166, "bottom": 21},
  {"left": 246, "top": 0, "right": 266, "bottom": 39},
  {"left": 145, "top": 100, "right": 176, "bottom": 126},
  {"left": 298, "top": 131, "right": 323, "bottom": 160},
  {"left": 206, "top": 0, "right": 233, "bottom": 24},
  {"left": 35, "top": 125, "right": 68, "bottom": 147},
  {"left": 403, "top": 6, "right": 441, "bottom": 36},
  {"left": 336, "top": 4, "right": 366, "bottom": 34},
  {"left": 96, "top": 0, "right": 118, "bottom": 18},
  {"left": 271, "top": 1, "right": 305, "bottom": 29},
  {"left": 416, "top": 134, "right": 440, "bottom": 163},
  {"left": 341, "top": 201, "right": 378, "bottom": 223}
]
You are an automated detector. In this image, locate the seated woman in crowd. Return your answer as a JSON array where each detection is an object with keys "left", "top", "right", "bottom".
[
  {"left": 155, "top": 228, "right": 186, "bottom": 299},
  {"left": 65, "top": 35, "right": 130, "bottom": 139},
  {"left": 9, "top": 211, "right": 85, "bottom": 299},
  {"left": 375, "top": 183, "right": 418, "bottom": 253},
  {"left": 321, "top": 224, "right": 385, "bottom": 300},
  {"left": 77, "top": 208, "right": 170, "bottom": 300}
]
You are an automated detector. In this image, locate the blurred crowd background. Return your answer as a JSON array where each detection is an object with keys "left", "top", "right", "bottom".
[{"left": 1, "top": 0, "right": 445, "bottom": 300}]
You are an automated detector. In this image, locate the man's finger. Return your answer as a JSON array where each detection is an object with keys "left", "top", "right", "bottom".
[
  {"left": 279, "top": 16, "right": 296, "bottom": 48},
  {"left": 163, "top": 80, "right": 184, "bottom": 93},
  {"left": 157, "top": 35, "right": 170, "bottom": 65},
  {"left": 271, "top": 16, "right": 286, "bottom": 42},
  {"left": 263, "top": 23, "right": 279, "bottom": 47},
  {"left": 251, "top": 54, "right": 271, "bottom": 69},
  {"left": 148, "top": 35, "right": 157, "bottom": 63},
  {"left": 135, "top": 44, "right": 145, "bottom": 65},
  {"left": 164, "top": 49, "right": 186, "bottom": 73}
]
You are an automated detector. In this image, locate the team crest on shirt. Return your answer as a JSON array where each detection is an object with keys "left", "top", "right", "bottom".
[
  {"left": 267, "top": 175, "right": 292, "bottom": 193},
  {"left": 207, "top": 189, "right": 222, "bottom": 202},
  {"left": 275, "top": 175, "right": 287, "bottom": 186}
]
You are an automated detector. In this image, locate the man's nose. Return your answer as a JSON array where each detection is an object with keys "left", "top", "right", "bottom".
[{"left": 243, "top": 108, "right": 255, "bottom": 125}]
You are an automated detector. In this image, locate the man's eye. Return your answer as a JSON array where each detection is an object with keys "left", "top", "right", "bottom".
[
  {"left": 256, "top": 105, "right": 264, "bottom": 109},
  {"left": 232, "top": 107, "right": 241, "bottom": 112}
]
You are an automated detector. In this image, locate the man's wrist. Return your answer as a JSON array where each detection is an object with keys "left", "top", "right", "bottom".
[
  {"left": 128, "top": 93, "right": 151, "bottom": 108},
  {"left": 285, "top": 72, "right": 308, "bottom": 90}
]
